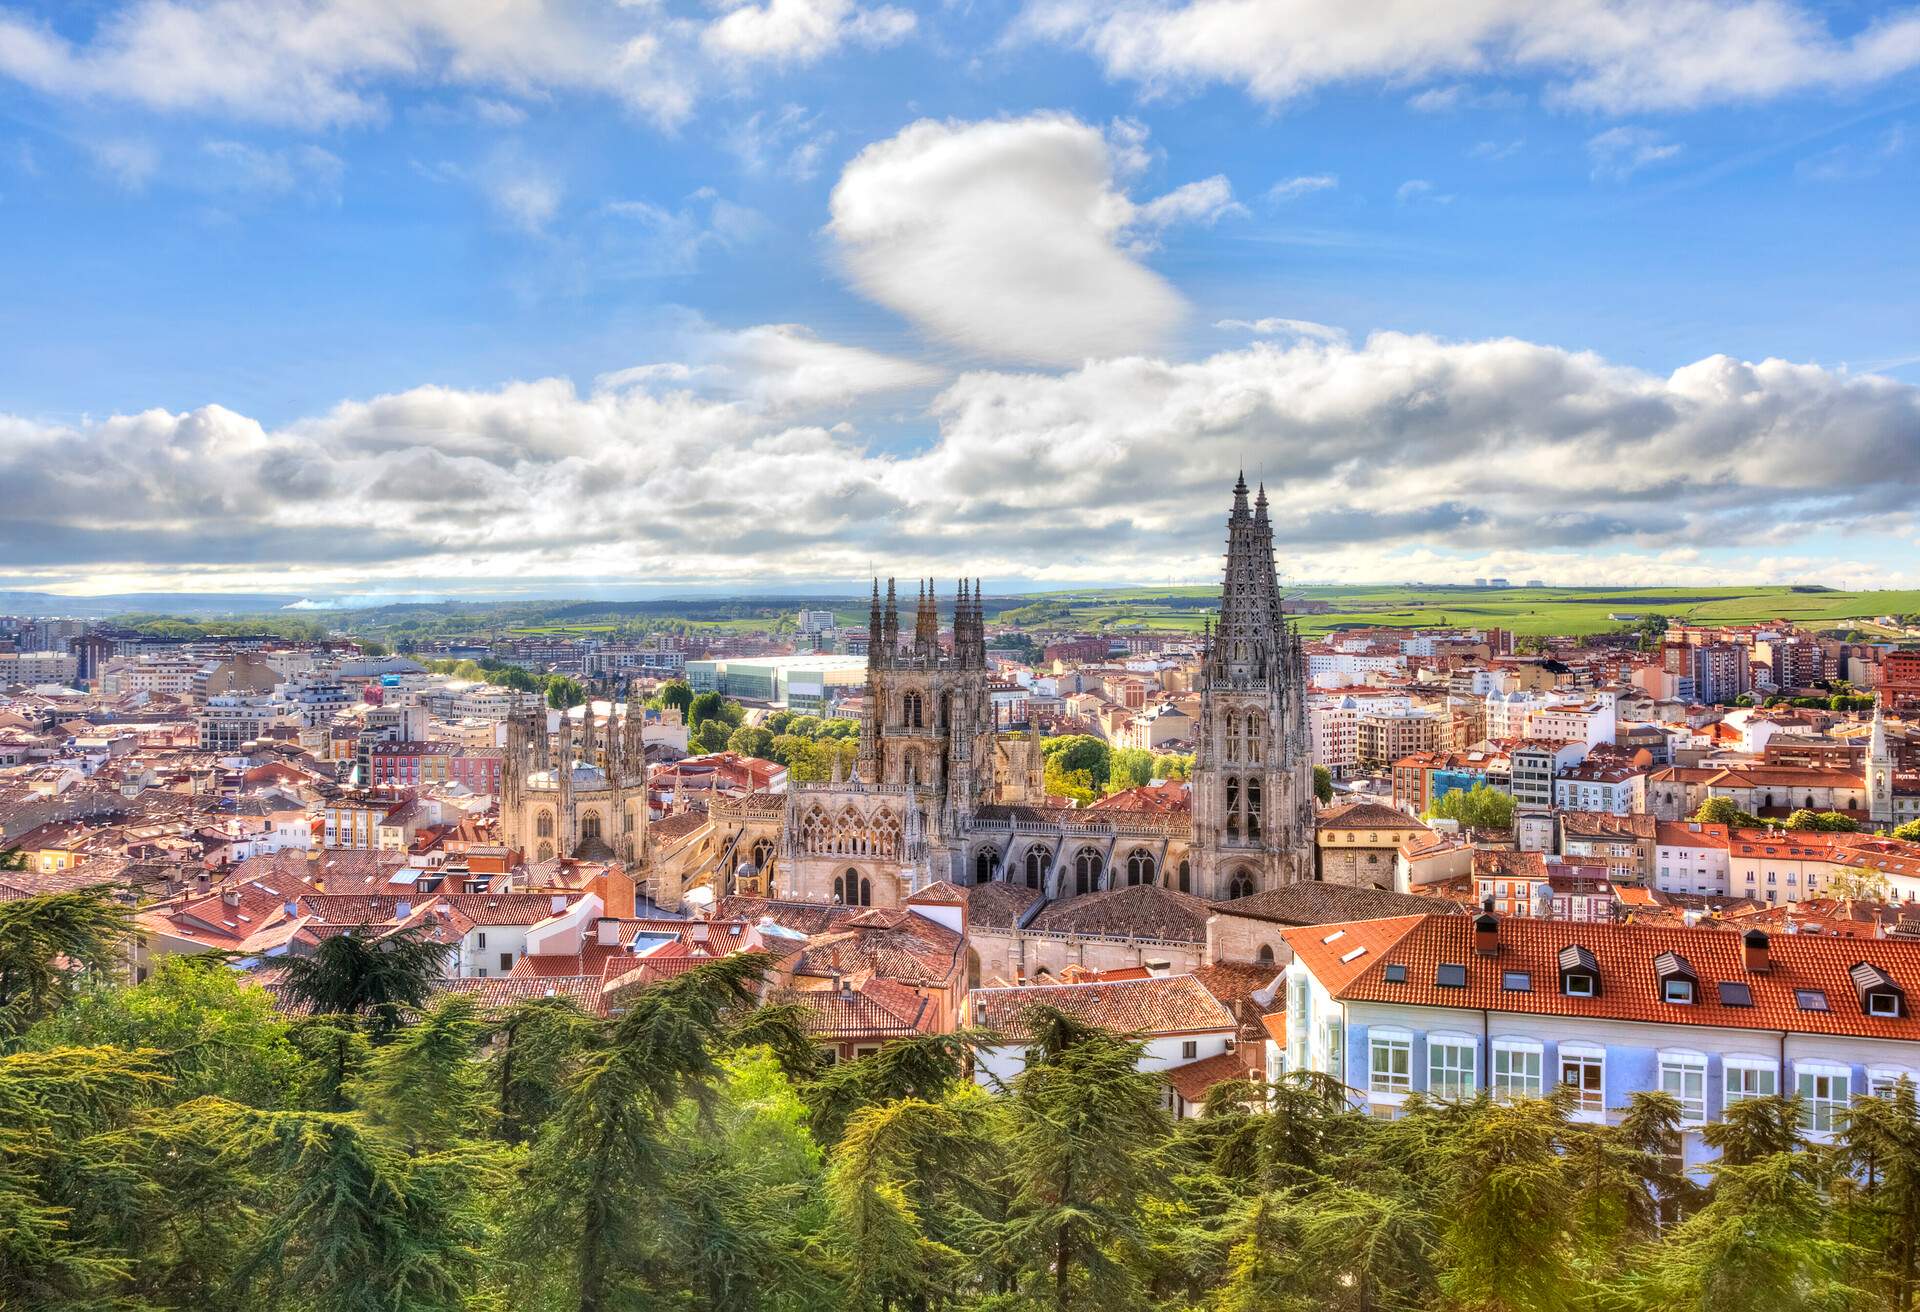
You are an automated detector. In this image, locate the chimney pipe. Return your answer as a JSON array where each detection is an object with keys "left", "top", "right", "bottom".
[
  {"left": 1474, "top": 911, "right": 1499, "bottom": 957},
  {"left": 597, "top": 917, "right": 619, "bottom": 947},
  {"left": 1743, "top": 928, "right": 1771, "bottom": 974}
]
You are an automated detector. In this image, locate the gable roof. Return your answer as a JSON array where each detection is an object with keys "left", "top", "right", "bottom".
[
  {"left": 1217, "top": 881, "right": 1463, "bottom": 925},
  {"left": 1027, "top": 883, "right": 1214, "bottom": 943},
  {"left": 1288, "top": 913, "right": 1920, "bottom": 1041}
]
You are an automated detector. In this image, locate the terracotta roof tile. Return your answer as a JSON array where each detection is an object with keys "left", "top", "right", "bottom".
[
  {"left": 1026, "top": 884, "right": 1214, "bottom": 943},
  {"left": 969, "top": 973, "right": 1235, "bottom": 1038},
  {"left": 1292, "top": 913, "right": 1920, "bottom": 1040}
]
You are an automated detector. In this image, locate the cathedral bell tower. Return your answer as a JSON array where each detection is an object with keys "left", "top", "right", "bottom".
[{"left": 1190, "top": 474, "right": 1317, "bottom": 898}]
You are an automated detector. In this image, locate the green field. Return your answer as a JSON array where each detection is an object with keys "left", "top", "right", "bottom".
[{"left": 989, "top": 585, "right": 1920, "bottom": 639}]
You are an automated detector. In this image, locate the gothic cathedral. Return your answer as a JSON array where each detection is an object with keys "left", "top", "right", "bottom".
[{"left": 504, "top": 477, "right": 1318, "bottom": 906}]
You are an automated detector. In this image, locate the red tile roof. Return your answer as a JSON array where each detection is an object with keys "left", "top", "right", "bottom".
[
  {"left": 1287, "top": 913, "right": 1920, "bottom": 1040},
  {"left": 968, "top": 973, "right": 1236, "bottom": 1038},
  {"left": 1167, "top": 1049, "right": 1265, "bottom": 1103}
]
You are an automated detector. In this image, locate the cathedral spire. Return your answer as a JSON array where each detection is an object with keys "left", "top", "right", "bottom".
[{"left": 883, "top": 576, "right": 899, "bottom": 658}]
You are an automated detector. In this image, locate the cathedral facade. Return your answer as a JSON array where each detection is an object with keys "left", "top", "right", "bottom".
[
  {"left": 507, "top": 477, "right": 1317, "bottom": 907},
  {"left": 500, "top": 700, "right": 649, "bottom": 866}
]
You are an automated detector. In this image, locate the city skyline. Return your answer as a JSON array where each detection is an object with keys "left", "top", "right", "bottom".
[{"left": 2, "top": 0, "right": 1918, "bottom": 596}]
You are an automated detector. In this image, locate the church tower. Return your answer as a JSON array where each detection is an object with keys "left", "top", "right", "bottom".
[
  {"left": 858, "top": 575, "right": 997, "bottom": 879},
  {"left": 1870, "top": 697, "right": 1896, "bottom": 826},
  {"left": 1190, "top": 474, "right": 1317, "bottom": 898}
]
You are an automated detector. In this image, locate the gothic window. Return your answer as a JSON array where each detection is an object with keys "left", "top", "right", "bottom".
[
  {"left": 903, "top": 692, "right": 924, "bottom": 729},
  {"left": 834, "top": 870, "right": 872, "bottom": 906},
  {"left": 580, "top": 813, "right": 602, "bottom": 843},
  {"left": 1225, "top": 777, "right": 1241, "bottom": 838},
  {"left": 1025, "top": 847, "right": 1051, "bottom": 889},
  {"left": 975, "top": 848, "right": 1001, "bottom": 885},
  {"left": 1225, "top": 712, "right": 1239, "bottom": 762},
  {"left": 904, "top": 749, "right": 922, "bottom": 786},
  {"left": 1246, "top": 780, "right": 1262, "bottom": 839},
  {"left": 1177, "top": 859, "right": 1191, "bottom": 893},
  {"left": 940, "top": 692, "right": 952, "bottom": 730},
  {"left": 1074, "top": 847, "right": 1104, "bottom": 896},
  {"left": 1246, "top": 712, "right": 1264, "bottom": 763},
  {"left": 535, "top": 810, "right": 554, "bottom": 839},
  {"left": 875, "top": 811, "right": 901, "bottom": 858},
  {"left": 1228, "top": 870, "right": 1256, "bottom": 899},
  {"left": 537, "top": 842, "right": 553, "bottom": 862},
  {"left": 750, "top": 839, "right": 774, "bottom": 871},
  {"left": 1126, "top": 848, "right": 1156, "bottom": 886},
  {"left": 1257, "top": 944, "right": 1275, "bottom": 966}
]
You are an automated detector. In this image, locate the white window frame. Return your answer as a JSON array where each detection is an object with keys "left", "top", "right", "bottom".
[
  {"left": 1869, "top": 1067, "right": 1915, "bottom": 1100},
  {"left": 1796, "top": 1061, "right": 1852, "bottom": 1135},
  {"left": 1563, "top": 973, "right": 1595, "bottom": 998},
  {"left": 1662, "top": 977, "right": 1695, "bottom": 1005},
  {"left": 1427, "top": 1032, "right": 1477, "bottom": 1102},
  {"left": 1869, "top": 992, "right": 1902, "bottom": 1018},
  {"left": 1658, "top": 1050, "right": 1709, "bottom": 1126},
  {"left": 1724, "top": 1056, "right": 1779, "bottom": 1107},
  {"left": 1369, "top": 1028, "right": 1413, "bottom": 1101},
  {"left": 1557, "top": 1042, "right": 1606, "bottom": 1118},
  {"left": 1491, "top": 1038, "right": 1544, "bottom": 1101}
]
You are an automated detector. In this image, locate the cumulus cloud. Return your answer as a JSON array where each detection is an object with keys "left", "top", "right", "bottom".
[
  {"left": 1395, "top": 178, "right": 1453, "bottom": 204},
  {"left": 702, "top": 0, "right": 915, "bottom": 65},
  {"left": 1215, "top": 317, "right": 1347, "bottom": 343},
  {"left": 6, "top": 330, "right": 1918, "bottom": 591},
  {"left": 1020, "top": 0, "right": 1920, "bottom": 114},
  {"left": 826, "top": 113, "right": 1237, "bottom": 364},
  {"left": 1587, "top": 125, "right": 1682, "bottom": 180},
  {"left": 0, "top": 0, "right": 698, "bottom": 128}
]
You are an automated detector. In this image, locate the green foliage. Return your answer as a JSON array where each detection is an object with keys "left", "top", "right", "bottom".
[
  {"left": 1694, "top": 796, "right": 1767, "bottom": 831},
  {"left": 1426, "top": 782, "right": 1517, "bottom": 831},
  {"left": 1788, "top": 809, "right": 1861, "bottom": 832},
  {"left": 1896, "top": 820, "right": 1920, "bottom": 844},
  {"left": 1042, "top": 734, "right": 1110, "bottom": 787},
  {"left": 656, "top": 678, "right": 694, "bottom": 715},
  {"left": 274, "top": 927, "right": 447, "bottom": 1040},
  {"left": 727, "top": 724, "right": 776, "bottom": 759},
  {"left": 1314, "top": 764, "right": 1334, "bottom": 804},
  {"left": 1106, "top": 747, "right": 1155, "bottom": 793},
  {"left": 1043, "top": 757, "right": 1097, "bottom": 806},
  {"left": 545, "top": 675, "right": 586, "bottom": 710},
  {"left": 0, "top": 887, "right": 130, "bottom": 1044}
]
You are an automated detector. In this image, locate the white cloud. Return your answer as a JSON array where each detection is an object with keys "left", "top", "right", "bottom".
[
  {"left": 488, "top": 168, "right": 562, "bottom": 233},
  {"left": 0, "top": 0, "right": 696, "bottom": 129},
  {"left": 598, "top": 190, "right": 769, "bottom": 273},
  {"left": 1267, "top": 173, "right": 1337, "bottom": 202},
  {"left": 87, "top": 138, "right": 158, "bottom": 191},
  {"left": 202, "top": 140, "right": 345, "bottom": 199},
  {"left": 1395, "top": 177, "right": 1453, "bottom": 204},
  {"left": 1468, "top": 138, "right": 1524, "bottom": 161},
  {"left": 1215, "top": 317, "right": 1347, "bottom": 344},
  {"left": 827, "top": 113, "right": 1236, "bottom": 364},
  {"left": 1407, "top": 83, "right": 1528, "bottom": 113},
  {"left": 702, "top": 0, "right": 915, "bottom": 65},
  {"left": 1021, "top": 0, "right": 1920, "bottom": 114},
  {"left": 1587, "top": 125, "right": 1682, "bottom": 180},
  {"left": 6, "top": 330, "right": 1918, "bottom": 591},
  {"left": 726, "top": 104, "right": 836, "bottom": 181}
]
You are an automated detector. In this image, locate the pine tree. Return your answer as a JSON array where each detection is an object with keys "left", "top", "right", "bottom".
[
  {"left": 0, "top": 888, "right": 131, "bottom": 1043},
  {"left": 488, "top": 992, "right": 592, "bottom": 1144},
  {"left": 275, "top": 925, "right": 449, "bottom": 1040}
]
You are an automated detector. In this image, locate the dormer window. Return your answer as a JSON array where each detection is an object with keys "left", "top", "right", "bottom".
[
  {"left": 1558, "top": 944, "right": 1599, "bottom": 997},
  {"left": 1654, "top": 951, "right": 1699, "bottom": 1006},
  {"left": 1852, "top": 963, "right": 1906, "bottom": 1019}
]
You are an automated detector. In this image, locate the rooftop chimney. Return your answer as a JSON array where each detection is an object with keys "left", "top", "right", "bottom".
[
  {"left": 1474, "top": 911, "right": 1499, "bottom": 957},
  {"left": 221, "top": 888, "right": 240, "bottom": 908},
  {"left": 395, "top": 899, "right": 412, "bottom": 920},
  {"left": 550, "top": 893, "right": 566, "bottom": 914},
  {"left": 596, "top": 917, "right": 619, "bottom": 947},
  {"left": 1743, "top": 928, "right": 1772, "bottom": 974}
]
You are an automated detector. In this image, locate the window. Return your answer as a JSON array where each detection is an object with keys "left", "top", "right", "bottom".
[
  {"left": 1429, "top": 1037, "right": 1476, "bottom": 1100},
  {"left": 1564, "top": 974, "right": 1595, "bottom": 997},
  {"left": 1798, "top": 1068, "right": 1851, "bottom": 1134},
  {"left": 1869, "top": 992, "right": 1902, "bottom": 1018},
  {"left": 1435, "top": 963, "right": 1467, "bottom": 989},
  {"left": 1492, "top": 1042, "right": 1543, "bottom": 1100},
  {"left": 1717, "top": 981, "right": 1753, "bottom": 1007},
  {"left": 477, "top": 931, "right": 487, "bottom": 949},
  {"left": 1182, "top": 1040, "right": 1198, "bottom": 1060},
  {"left": 1725, "top": 1060, "right": 1777, "bottom": 1106},
  {"left": 1370, "top": 1032, "right": 1412, "bottom": 1096},
  {"left": 1795, "top": 989, "right": 1830, "bottom": 1012},
  {"left": 1383, "top": 963, "right": 1407, "bottom": 984},
  {"left": 499, "top": 952, "right": 514, "bottom": 972},
  {"left": 1503, "top": 971, "right": 1532, "bottom": 992},
  {"left": 1663, "top": 978, "right": 1695, "bottom": 1005},
  {"left": 1560, "top": 1048, "right": 1605, "bottom": 1114},
  {"left": 1660, "top": 1054, "right": 1707, "bottom": 1125},
  {"left": 1870, "top": 1070, "right": 1913, "bottom": 1099}
]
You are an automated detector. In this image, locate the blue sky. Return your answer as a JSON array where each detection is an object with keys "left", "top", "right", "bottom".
[{"left": 1, "top": 0, "right": 1917, "bottom": 600}]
